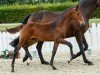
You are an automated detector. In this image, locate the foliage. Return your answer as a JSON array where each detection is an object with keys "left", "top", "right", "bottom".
[
  {"left": 0, "top": 2, "right": 77, "bottom": 23},
  {"left": 0, "top": 0, "right": 78, "bottom": 5},
  {"left": 92, "top": 8, "right": 100, "bottom": 19},
  {"left": 0, "top": 2, "right": 99, "bottom": 23}
]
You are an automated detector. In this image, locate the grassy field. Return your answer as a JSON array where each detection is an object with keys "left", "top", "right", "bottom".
[
  {"left": 0, "top": 19, "right": 100, "bottom": 31},
  {"left": 89, "top": 19, "right": 100, "bottom": 25},
  {"left": 0, "top": 23, "right": 20, "bottom": 31}
]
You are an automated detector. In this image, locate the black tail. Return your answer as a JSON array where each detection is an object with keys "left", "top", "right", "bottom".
[
  {"left": 6, "top": 13, "right": 32, "bottom": 34},
  {"left": 9, "top": 14, "right": 32, "bottom": 47},
  {"left": 22, "top": 13, "right": 32, "bottom": 24},
  {"left": 10, "top": 37, "right": 19, "bottom": 48}
]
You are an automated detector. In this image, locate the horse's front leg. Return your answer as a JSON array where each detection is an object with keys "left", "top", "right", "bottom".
[
  {"left": 50, "top": 42, "right": 59, "bottom": 70},
  {"left": 83, "top": 35, "right": 88, "bottom": 50},
  {"left": 74, "top": 32, "right": 93, "bottom": 65},
  {"left": 11, "top": 45, "right": 21, "bottom": 72},
  {"left": 36, "top": 41, "right": 49, "bottom": 65},
  {"left": 69, "top": 34, "right": 89, "bottom": 62}
]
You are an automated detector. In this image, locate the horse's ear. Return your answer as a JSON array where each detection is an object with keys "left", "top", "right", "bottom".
[{"left": 75, "top": 5, "right": 79, "bottom": 11}]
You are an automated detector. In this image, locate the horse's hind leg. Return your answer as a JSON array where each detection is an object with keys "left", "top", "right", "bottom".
[
  {"left": 11, "top": 37, "right": 27, "bottom": 72},
  {"left": 11, "top": 45, "right": 21, "bottom": 72},
  {"left": 23, "top": 39, "right": 37, "bottom": 63},
  {"left": 50, "top": 42, "right": 59, "bottom": 70},
  {"left": 36, "top": 41, "right": 49, "bottom": 65},
  {"left": 23, "top": 47, "right": 28, "bottom": 63},
  {"left": 23, "top": 46, "right": 32, "bottom": 63}
]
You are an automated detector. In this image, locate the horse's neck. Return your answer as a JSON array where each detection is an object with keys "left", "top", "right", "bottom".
[
  {"left": 52, "top": 12, "right": 71, "bottom": 38},
  {"left": 79, "top": 0, "right": 97, "bottom": 25},
  {"left": 54, "top": 11, "right": 71, "bottom": 29}
]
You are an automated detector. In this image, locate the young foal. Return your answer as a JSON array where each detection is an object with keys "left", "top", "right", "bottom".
[
  {"left": 11, "top": 6, "right": 85, "bottom": 72},
  {"left": 7, "top": 0, "right": 99, "bottom": 65}
]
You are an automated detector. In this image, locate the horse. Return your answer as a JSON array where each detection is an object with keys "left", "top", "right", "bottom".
[
  {"left": 8, "top": 10, "right": 61, "bottom": 65},
  {"left": 68, "top": 0, "right": 100, "bottom": 62},
  {"left": 7, "top": 0, "right": 99, "bottom": 65},
  {"left": 11, "top": 5, "right": 86, "bottom": 72}
]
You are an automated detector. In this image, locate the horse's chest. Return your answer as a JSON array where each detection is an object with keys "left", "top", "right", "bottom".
[
  {"left": 82, "top": 25, "right": 89, "bottom": 33},
  {"left": 65, "top": 26, "right": 74, "bottom": 37}
]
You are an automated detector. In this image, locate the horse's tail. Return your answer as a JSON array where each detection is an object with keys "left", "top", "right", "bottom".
[
  {"left": 22, "top": 13, "right": 32, "bottom": 25},
  {"left": 9, "top": 37, "right": 19, "bottom": 48},
  {"left": 8, "top": 14, "right": 32, "bottom": 47},
  {"left": 6, "top": 13, "right": 32, "bottom": 34},
  {"left": 6, "top": 25, "right": 23, "bottom": 34}
]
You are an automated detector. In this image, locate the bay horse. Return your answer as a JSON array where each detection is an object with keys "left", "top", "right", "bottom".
[
  {"left": 11, "top": 6, "right": 86, "bottom": 72},
  {"left": 69, "top": 0, "right": 100, "bottom": 62},
  {"left": 7, "top": 0, "right": 99, "bottom": 65}
]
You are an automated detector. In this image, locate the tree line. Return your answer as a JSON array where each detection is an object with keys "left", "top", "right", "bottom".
[{"left": 0, "top": 0, "right": 78, "bottom": 5}]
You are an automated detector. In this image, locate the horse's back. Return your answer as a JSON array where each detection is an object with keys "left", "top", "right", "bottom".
[{"left": 28, "top": 10, "right": 60, "bottom": 23}]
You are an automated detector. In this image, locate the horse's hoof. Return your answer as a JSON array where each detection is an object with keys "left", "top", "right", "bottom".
[
  {"left": 71, "top": 54, "right": 76, "bottom": 60},
  {"left": 52, "top": 66, "right": 57, "bottom": 70},
  {"left": 68, "top": 55, "right": 75, "bottom": 64},
  {"left": 85, "top": 60, "right": 94, "bottom": 66},
  {"left": 23, "top": 56, "right": 28, "bottom": 62},
  {"left": 41, "top": 61, "right": 49, "bottom": 65},
  {"left": 68, "top": 54, "right": 75, "bottom": 64},
  {"left": 87, "top": 61, "right": 94, "bottom": 66},
  {"left": 11, "top": 70, "right": 15, "bottom": 72},
  {"left": 68, "top": 61, "right": 70, "bottom": 64},
  {"left": 27, "top": 62, "right": 30, "bottom": 65},
  {"left": 29, "top": 56, "right": 32, "bottom": 60}
]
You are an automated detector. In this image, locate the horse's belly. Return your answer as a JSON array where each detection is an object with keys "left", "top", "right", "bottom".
[{"left": 37, "top": 32, "right": 54, "bottom": 41}]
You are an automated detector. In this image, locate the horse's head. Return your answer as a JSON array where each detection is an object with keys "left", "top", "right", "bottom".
[{"left": 70, "top": 5, "right": 85, "bottom": 28}]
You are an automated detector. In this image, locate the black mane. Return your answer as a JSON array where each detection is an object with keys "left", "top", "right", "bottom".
[{"left": 54, "top": 7, "right": 74, "bottom": 24}]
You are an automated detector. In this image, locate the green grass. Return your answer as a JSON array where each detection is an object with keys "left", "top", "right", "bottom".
[
  {"left": 0, "top": 19, "right": 100, "bottom": 31},
  {"left": 89, "top": 19, "right": 100, "bottom": 25},
  {"left": 0, "top": 25, "right": 18, "bottom": 31},
  {"left": 0, "top": 24, "right": 19, "bottom": 31},
  {"left": 0, "top": 2, "right": 78, "bottom": 23}
]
